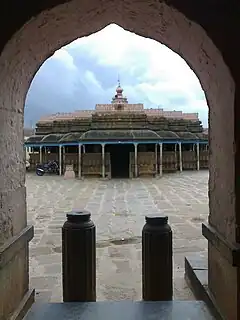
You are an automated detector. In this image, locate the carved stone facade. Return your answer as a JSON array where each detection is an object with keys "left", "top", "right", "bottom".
[
  {"left": 25, "top": 83, "right": 208, "bottom": 179},
  {"left": 38, "top": 82, "right": 199, "bottom": 125}
]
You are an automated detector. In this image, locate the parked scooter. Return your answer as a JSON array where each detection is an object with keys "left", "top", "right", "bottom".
[{"left": 36, "top": 160, "right": 59, "bottom": 176}]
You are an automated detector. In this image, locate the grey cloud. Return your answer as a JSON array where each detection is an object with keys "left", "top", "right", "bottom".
[
  {"left": 24, "top": 30, "right": 208, "bottom": 128},
  {"left": 168, "top": 96, "right": 189, "bottom": 106},
  {"left": 24, "top": 43, "right": 152, "bottom": 126}
]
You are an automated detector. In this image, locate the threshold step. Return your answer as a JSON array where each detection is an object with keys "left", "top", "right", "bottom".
[{"left": 24, "top": 300, "right": 214, "bottom": 319}]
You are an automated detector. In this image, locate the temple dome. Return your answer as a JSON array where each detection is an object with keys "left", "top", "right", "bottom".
[
  {"left": 111, "top": 79, "right": 128, "bottom": 104},
  {"left": 116, "top": 85, "right": 123, "bottom": 94}
]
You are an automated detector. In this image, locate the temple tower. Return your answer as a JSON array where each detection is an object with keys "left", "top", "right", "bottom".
[{"left": 111, "top": 78, "right": 128, "bottom": 108}]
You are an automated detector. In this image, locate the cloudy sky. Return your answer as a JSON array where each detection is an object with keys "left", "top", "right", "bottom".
[{"left": 24, "top": 24, "right": 208, "bottom": 128}]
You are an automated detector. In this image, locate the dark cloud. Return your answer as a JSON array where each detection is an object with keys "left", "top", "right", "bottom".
[{"left": 24, "top": 24, "right": 208, "bottom": 127}]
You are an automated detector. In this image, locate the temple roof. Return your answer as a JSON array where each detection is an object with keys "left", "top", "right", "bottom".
[
  {"left": 60, "top": 132, "right": 83, "bottom": 142},
  {"left": 195, "top": 132, "right": 208, "bottom": 140},
  {"left": 176, "top": 132, "right": 199, "bottom": 140},
  {"left": 156, "top": 131, "right": 179, "bottom": 139},
  {"left": 26, "top": 135, "right": 45, "bottom": 143},
  {"left": 41, "top": 134, "right": 63, "bottom": 143},
  {"left": 80, "top": 129, "right": 160, "bottom": 141},
  {"left": 25, "top": 129, "right": 208, "bottom": 145}
]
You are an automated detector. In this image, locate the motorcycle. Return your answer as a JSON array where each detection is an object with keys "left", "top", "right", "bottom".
[{"left": 36, "top": 160, "right": 59, "bottom": 176}]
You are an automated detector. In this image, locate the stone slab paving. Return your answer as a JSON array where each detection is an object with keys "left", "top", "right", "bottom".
[{"left": 26, "top": 171, "right": 208, "bottom": 303}]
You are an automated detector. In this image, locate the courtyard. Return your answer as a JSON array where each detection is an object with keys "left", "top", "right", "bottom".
[{"left": 27, "top": 170, "right": 208, "bottom": 303}]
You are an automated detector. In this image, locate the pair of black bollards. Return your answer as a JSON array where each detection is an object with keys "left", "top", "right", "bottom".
[{"left": 62, "top": 211, "right": 172, "bottom": 302}]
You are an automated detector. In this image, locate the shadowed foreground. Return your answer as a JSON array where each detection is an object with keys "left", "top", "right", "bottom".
[{"left": 27, "top": 171, "right": 208, "bottom": 302}]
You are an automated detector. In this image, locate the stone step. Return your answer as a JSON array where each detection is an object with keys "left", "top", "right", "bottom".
[{"left": 24, "top": 301, "right": 214, "bottom": 320}]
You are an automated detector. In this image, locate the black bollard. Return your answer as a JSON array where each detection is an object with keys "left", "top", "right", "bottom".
[
  {"left": 142, "top": 215, "right": 172, "bottom": 301},
  {"left": 62, "top": 210, "right": 96, "bottom": 302}
]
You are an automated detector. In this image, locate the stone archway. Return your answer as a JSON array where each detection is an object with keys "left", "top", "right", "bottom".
[{"left": 0, "top": 1, "right": 239, "bottom": 319}]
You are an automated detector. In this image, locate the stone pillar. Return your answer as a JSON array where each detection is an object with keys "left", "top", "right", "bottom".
[
  {"left": 155, "top": 144, "right": 158, "bottom": 176},
  {"left": 183, "top": 77, "right": 240, "bottom": 320},
  {"left": 39, "top": 145, "right": 42, "bottom": 164},
  {"left": 101, "top": 143, "right": 105, "bottom": 178},
  {"left": 201, "top": 88, "right": 240, "bottom": 320},
  {"left": 134, "top": 143, "right": 138, "bottom": 178},
  {"left": 0, "top": 108, "right": 34, "bottom": 320},
  {"left": 59, "top": 145, "right": 62, "bottom": 176},
  {"left": 196, "top": 143, "right": 200, "bottom": 171},
  {"left": 78, "top": 144, "right": 82, "bottom": 179},
  {"left": 178, "top": 142, "right": 182, "bottom": 172},
  {"left": 159, "top": 143, "right": 163, "bottom": 177}
]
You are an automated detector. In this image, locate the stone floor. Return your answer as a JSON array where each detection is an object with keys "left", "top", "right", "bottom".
[{"left": 27, "top": 171, "right": 208, "bottom": 303}]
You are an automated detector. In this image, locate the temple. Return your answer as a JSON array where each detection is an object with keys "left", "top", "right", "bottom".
[{"left": 25, "top": 82, "right": 208, "bottom": 178}]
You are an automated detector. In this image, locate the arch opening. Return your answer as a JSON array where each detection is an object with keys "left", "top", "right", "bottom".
[
  {"left": 0, "top": 1, "right": 236, "bottom": 319},
  {"left": 3, "top": 0, "right": 232, "bottom": 244}
]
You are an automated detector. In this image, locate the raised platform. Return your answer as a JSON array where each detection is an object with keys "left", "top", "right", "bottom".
[
  {"left": 185, "top": 255, "right": 223, "bottom": 320},
  {"left": 24, "top": 301, "right": 214, "bottom": 319}
]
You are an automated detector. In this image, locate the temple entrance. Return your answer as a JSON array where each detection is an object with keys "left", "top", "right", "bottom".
[{"left": 106, "top": 144, "right": 133, "bottom": 178}]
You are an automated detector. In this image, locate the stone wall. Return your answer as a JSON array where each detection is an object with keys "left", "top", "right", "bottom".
[
  {"left": 29, "top": 152, "right": 111, "bottom": 177},
  {"left": 182, "top": 151, "right": 197, "bottom": 170},
  {"left": 130, "top": 152, "right": 156, "bottom": 177},
  {"left": 199, "top": 150, "right": 208, "bottom": 169},
  {"left": 35, "top": 114, "right": 204, "bottom": 135},
  {"left": 82, "top": 153, "right": 111, "bottom": 178},
  {"left": 36, "top": 106, "right": 199, "bottom": 125},
  {"left": 162, "top": 151, "right": 178, "bottom": 172},
  {"left": 29, "top": 150, "right": 209, "bottom": 174},
  {"left": 95, "top": 103, "right": 144, "bottom": 111}
]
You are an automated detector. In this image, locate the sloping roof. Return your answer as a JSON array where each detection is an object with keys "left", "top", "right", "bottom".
[
  {"left": 26, "top": 135, "right": 45, "bottom": 143},
  {"left": 196, "top": 132, "right": 208, "bottom": 140},
  {"left": 80, "top": 130, "right": 160, "bottom": 141},
  {"left": 156, "top": 131, "right": 179, "bottom": 139},
  {"left": 25, "top": 129, "right": 207, "bottom": 144},
  {"left": 176, "top": 132, "right": 198, "bottom": 140},
  {"left": 60, "top": 132, "right": 84, "bottom": 142},
  {"left": 41, "top": 134, "right": 64, "bottom": 143}
]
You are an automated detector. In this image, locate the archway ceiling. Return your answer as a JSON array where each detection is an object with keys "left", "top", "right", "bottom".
[{"left": 0, "top": 0, "right": 239, "bottom": 78}]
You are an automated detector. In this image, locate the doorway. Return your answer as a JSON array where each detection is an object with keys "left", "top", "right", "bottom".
[{"left": 107, "top": 144, "right": 133, "bottom": 178}]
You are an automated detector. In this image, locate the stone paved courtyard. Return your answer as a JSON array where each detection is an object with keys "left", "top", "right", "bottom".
[{"left": 27, "top": 171, "right": 208, "bottom": 303}]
